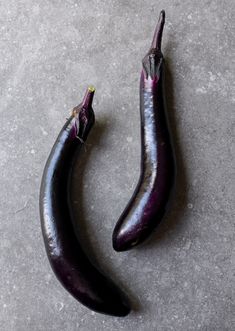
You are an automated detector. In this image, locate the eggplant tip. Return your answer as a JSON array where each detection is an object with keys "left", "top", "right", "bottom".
[
  {"left": 101, "top": 289, "right": 131, "bottom": 316},
  {"left": 112, "top": 241, "right": 123, "bottom": 252},
  {"left": 114, "top": 302, "right": 131, "bottom": 317},
  {"left": 112, "top": 234, "right": 134, "bottom": 252}
]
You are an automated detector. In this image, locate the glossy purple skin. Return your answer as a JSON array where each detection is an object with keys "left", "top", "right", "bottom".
[
  {"left": 39, "top": 88, "right": 130, "bottom": 316},
  {"left": 113, "top": 11, "right": 175, "bottom": 251}
]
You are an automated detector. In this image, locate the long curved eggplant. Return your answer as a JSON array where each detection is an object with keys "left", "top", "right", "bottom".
[
  {"left": 39, "top": 87, "right": 130, "bottom": 316},
  {"left": 113, "top": 11, "right": 175, "bottom": 251}
]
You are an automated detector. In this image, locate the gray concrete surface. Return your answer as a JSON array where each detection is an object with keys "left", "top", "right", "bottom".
[{"left": 0, "top": 1, "right": 234, "bottom": 330}]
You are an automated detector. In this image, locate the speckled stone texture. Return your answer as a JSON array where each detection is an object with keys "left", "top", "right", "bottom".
[{"left": 0, "top": 1, "right": 234, "bottom": 330}]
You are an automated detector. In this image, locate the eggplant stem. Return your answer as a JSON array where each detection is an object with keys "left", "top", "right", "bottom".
[
  {"left": 82, "top": 86, "right": 95, "bottom": 108},
  {"left": 151, "top": 10, "right": 165, "bottom": 50}
]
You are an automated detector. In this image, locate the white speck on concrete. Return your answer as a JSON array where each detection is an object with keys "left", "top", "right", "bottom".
[
  {"left": 196, "top": 87, "right": 207, "bottom": 94},
  {"left": 55, "top": 302, "right": 64, "bottom": 312},
  {"left": 40, "top": 126, "right": 48, "bottom": 136}
]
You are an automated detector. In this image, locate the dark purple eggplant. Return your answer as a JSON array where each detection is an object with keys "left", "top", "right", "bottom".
[
  {"left": 112, "top": 11, "right": 175, "bottom": 251},
  {"left": 39, "top": 87, "right": 130, "bottom": 316}
]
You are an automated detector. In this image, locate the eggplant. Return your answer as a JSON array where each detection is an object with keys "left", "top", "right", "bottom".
[
  {"left": 39, "top": 87, "right": 130, "bottom": 316},
  {"left": 112, "top": 11, "right": 175, "bottom": 251}
]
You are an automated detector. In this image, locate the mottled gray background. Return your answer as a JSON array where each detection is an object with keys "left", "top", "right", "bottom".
[{"left": 0, "top": 0, "right": 234, "bottom": 330}]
